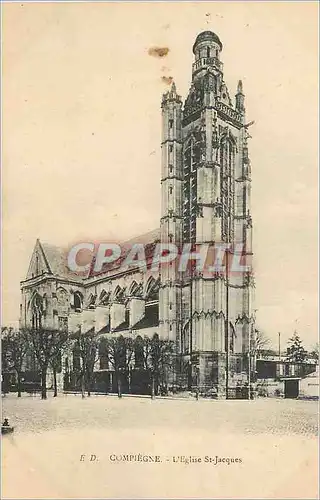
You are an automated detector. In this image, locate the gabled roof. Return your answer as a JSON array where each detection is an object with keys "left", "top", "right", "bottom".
[
  {"left": 25, "top": 239, "right": 84, "bottom": 282},
  {"left": 24, "top": 227, "right": 161, "bottom": 284}
]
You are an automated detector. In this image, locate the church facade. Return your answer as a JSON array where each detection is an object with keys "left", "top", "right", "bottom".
[{"left": 20, "top": 31, "right": 255, "bottom": 398}]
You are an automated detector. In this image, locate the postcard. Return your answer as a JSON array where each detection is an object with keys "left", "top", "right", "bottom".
[{"left": 1, "top": 2, "right": 318, "bottom": 499}]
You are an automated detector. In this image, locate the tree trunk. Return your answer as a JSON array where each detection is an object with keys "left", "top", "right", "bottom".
[
  {"left": 117, "top": 373, "right": 122, "bottom": 398},
  {"left": 16, "top": 371, "right": 22, "bottom": 397},
  {"left": 41, "top": 366, "right": 48, "bottom": 400},
  {"left": 87, "top": 374, "right": 91, "bottom": 397},
  {"left": 128, "top": 370, "right": 131, "bottom": 394},
  {"left": 53, "top": 367, "right": 57, "bottom": 397},
  {"left": 81, "top": 373, "right": 85, "bottom": 399},
  {"left": 151, "top": 374, "right": 155, "bottom": 400}
]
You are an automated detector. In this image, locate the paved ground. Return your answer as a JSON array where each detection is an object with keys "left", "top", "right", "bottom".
[
  {"left": 2, "top": 392, "right": 318, "bottom": 436},
  {"left": 2, "top": 394, "right": 319, "bottom": 499}
]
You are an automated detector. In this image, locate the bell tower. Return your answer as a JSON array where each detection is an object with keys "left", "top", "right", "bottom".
[
  {"left": 159, "top": 82, "right": 183, "bottom": 343},
  {"left": 178, "top": 31, "right": 254, "bottom": 397}
]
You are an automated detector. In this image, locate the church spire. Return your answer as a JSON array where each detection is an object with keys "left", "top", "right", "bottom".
[{"left": 235, "top": 79, "right": 245, "bottom": 114}]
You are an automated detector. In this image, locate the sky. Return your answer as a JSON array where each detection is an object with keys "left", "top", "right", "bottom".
[{"left": 2, "top": 2, "right": 318, "bottom": 349}]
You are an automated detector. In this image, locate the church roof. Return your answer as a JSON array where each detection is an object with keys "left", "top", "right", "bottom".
[
  {"left": 88, "top": 227, "right": 160, "bottom": 278},
  {"left": 24, "top": 239, "right": 84, "bottom": 283},
  {"left": 24, "top": 228, "right": 161, "bottom": 284},
  {"left": 41, "top": 242, "right": 80, "bottom": 279}
]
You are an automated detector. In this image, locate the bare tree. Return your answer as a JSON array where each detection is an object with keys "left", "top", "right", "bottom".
[
  {"left": 143, "top": 334, "right": 175, "bottom": 399},
  {"left": 50, "top": 352, "right": 62, "bottom": 397},
  {"left": 25, "top": 327, "right": 69, "bottom": 400},
  {"left": 1, "top": 327, "right": 29, "bottom": 397},
  {"left": 251, "top": 328, "right": 272, "bottom": 357},
  {"left": 73, "top": 329, "right": 99, "bottom": 398},
  {"left": 104, "top": 336, "right": 134, "bottom": 398}
]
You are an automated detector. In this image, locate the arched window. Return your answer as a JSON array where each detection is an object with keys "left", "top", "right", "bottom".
[
  {"left": 32, "top": 293, "right": 43, "bottom": 329},
  {"left": 74, "top": 292, "right": 83, "bottom": 312},
  {"left": 35, "top": 254, "right": 40, "bottom": 275},
  {"left": 98, "top": 290, "right": 110, "bottom": 306}
]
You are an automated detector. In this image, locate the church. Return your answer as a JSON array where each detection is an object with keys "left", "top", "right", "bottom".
[{"left": 20, "top": 31, "right": 255, "bottom": 398}]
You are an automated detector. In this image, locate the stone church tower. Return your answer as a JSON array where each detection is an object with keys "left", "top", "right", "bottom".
[
  {"left": 20, "top": 30, "right": 254, "bottom": 399},
  {"left": 160, "top": 31, "right": 254, "bottom": 396}
]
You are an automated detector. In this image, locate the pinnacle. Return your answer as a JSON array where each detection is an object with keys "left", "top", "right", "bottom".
[{"left": 237, "top": 80, "right": 243, "bottom": 94}]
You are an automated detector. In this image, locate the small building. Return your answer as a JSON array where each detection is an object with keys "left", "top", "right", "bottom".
[
  {"left": 256, "top": 355, "right": 318, "bottom": 398},
  {"left": 298, "top": 366, "right": 319, "bottom": 400}
]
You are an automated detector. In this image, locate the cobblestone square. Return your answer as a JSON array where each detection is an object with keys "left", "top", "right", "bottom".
[{"left": 2, "top": 394, "right": 318, "bottom": 499}]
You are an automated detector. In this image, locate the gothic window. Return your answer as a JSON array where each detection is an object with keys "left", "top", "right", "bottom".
[
  {"left": 113, "top": 286, "right": 125, "bottom": 303},
  {"left": 32, "top": 294, "right": 43, "bottom": 329},
  {"left": 99, "top": 290, "right": 110, "bottom": 306},
  {"left": 169, "top": 165, "right": 173, "bottom": 173},
  {"left": 169, "top": 144, "right": 173, "bottom": 153},
  {"left": 86, "top": 293, "right": 97, "bottom": 309},
  {"left": 207, "top": 47, "right": 210, "bottom": 58},
  {"left": 35, "top": 254, "right": 40, "bottom": 275},
  {"left": 74, "top": 292, "right": 83, "bottom": 312},
  {"left": 145, "top": 277, "right": 160, "bottom": 302},
  {"left": 169, "top": 119, "right": 173, "bottom": 129},
  {"left": 169, "top": 186, "right": 173, "bottom": 195}
]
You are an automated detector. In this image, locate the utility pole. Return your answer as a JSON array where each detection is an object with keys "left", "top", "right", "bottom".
[{"left": 278, "top": 332, "right": 281, "bottom": 361}]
